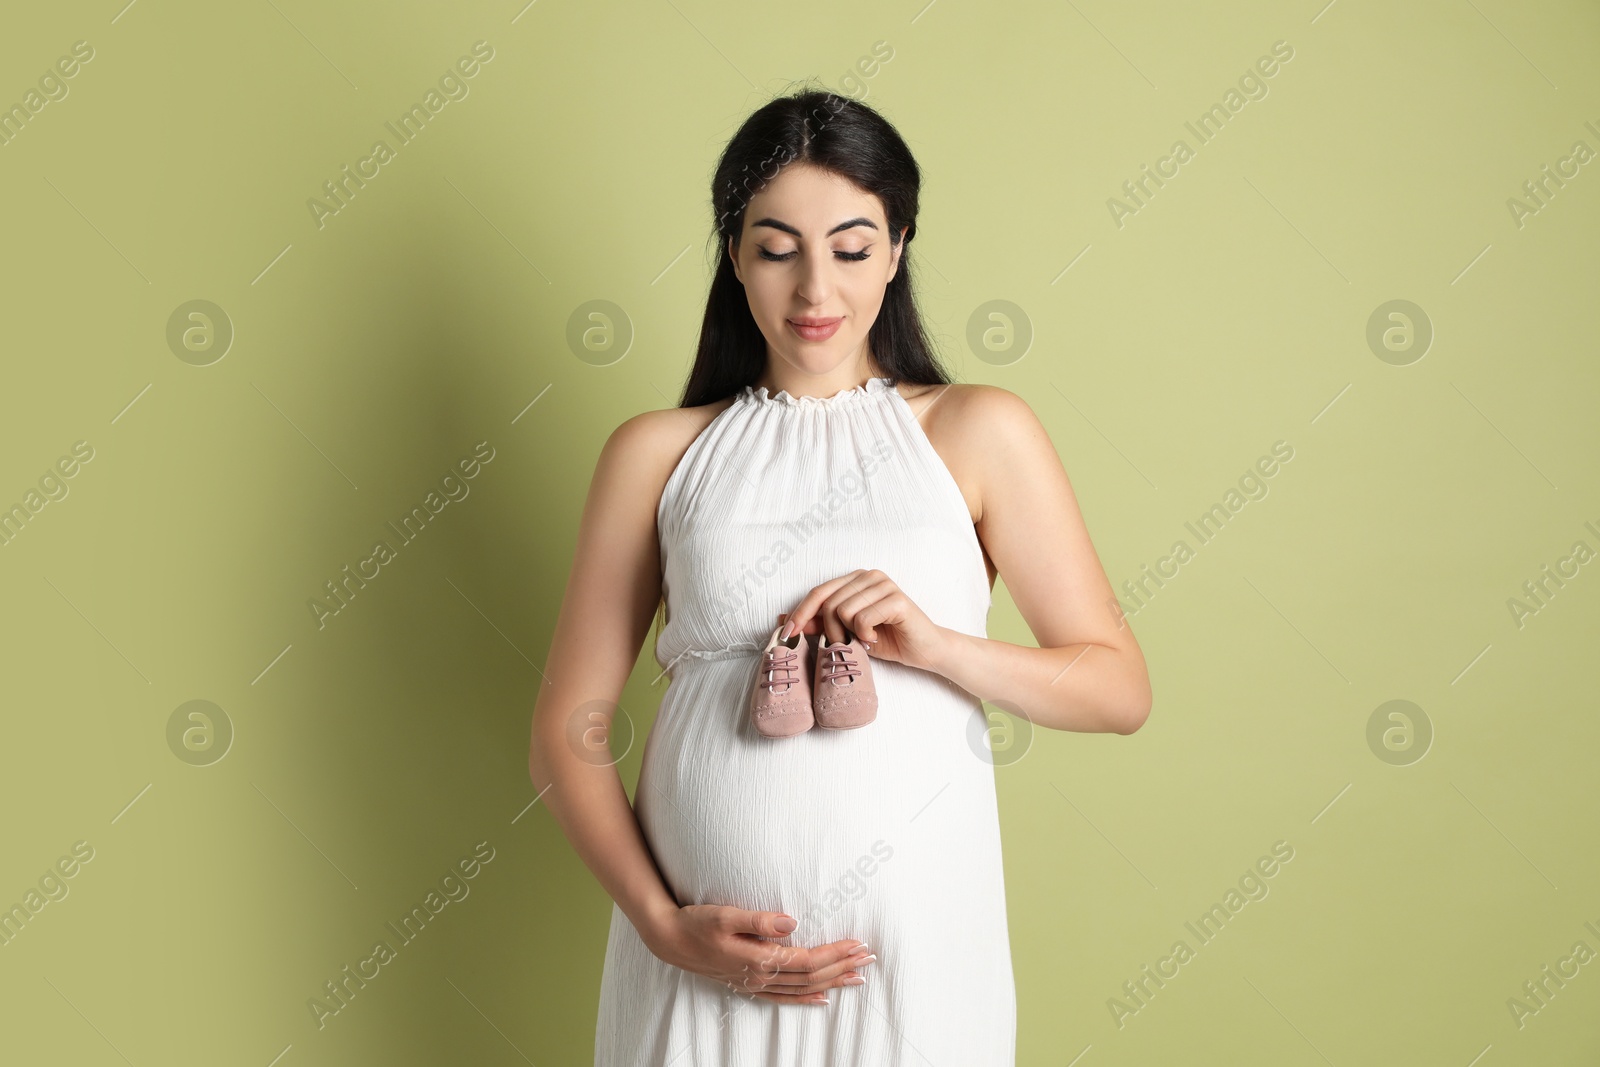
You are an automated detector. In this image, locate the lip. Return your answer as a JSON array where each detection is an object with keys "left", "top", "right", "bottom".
[{"left": 788, "top": 317, "right": 843, "bottom": 341}]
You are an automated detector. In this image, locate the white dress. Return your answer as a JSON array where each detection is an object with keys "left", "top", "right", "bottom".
[{"left": 595, "top": 375, "right": 1016, "bottom": 1065}]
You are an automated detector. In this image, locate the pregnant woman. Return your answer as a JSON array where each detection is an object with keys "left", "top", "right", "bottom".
[{"left": 529, "top": 88, "right": 1152, "bottom": 1065}]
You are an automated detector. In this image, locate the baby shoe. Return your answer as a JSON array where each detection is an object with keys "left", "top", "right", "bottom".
[
  {"left": 750, "top": 623, "right": 814, "bottom": 738},
  {"left": 812, "top": 630, "right": 877, "bottom": 729}
]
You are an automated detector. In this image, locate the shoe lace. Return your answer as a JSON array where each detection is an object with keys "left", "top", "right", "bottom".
[
  {"left": 760, "top": 645, "right": 802, "bottom": 692},
  {"left": 818, "top": 644, "right": 861, "bottom": 686}
]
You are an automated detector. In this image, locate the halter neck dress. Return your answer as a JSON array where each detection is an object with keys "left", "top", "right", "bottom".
[{"left": 595, "top": 375, "right": 1016, "bottom": 1065}]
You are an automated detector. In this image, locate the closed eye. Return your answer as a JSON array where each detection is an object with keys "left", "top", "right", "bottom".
[{"left": 758, "top": 248, "right": 871, "bottom": 262}]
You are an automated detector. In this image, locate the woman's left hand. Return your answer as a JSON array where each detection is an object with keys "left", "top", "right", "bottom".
[{"left": 778, "top": 569, "right": 949, "bottom": 674}]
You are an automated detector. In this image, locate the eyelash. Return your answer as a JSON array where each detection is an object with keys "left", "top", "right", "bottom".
[{"left": 758, "top": 249, "right": 871, "bottom": 262}]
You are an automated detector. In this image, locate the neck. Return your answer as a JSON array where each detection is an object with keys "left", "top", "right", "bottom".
[{"left": 755, "top": 362, "right": 886, "bottom": 400}]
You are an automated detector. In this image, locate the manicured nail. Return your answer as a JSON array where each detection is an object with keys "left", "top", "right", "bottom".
[
  {"left": 844, "top": 976, "right": 865, "bottom": 985},
  {"left": 853, "top": 942, "right": 869, "bottom": 954},
  {"left": 781, "top": 621, "right": 793, "bottom": 639}
]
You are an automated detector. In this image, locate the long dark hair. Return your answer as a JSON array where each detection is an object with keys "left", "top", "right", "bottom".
[{"left": 675, "top": 84, "right": 951, "bottom": 408}]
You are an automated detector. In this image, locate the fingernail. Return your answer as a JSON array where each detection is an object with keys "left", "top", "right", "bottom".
[
  {"left": 781, "top": 621, "right": 794, "bottom": 639},
  {"left": 774, "top": 916, "right": 797, "bottom": 932},
  {"left": 843, "top": 976, "right": 865, "bottom": 985},
  {"left": 853, "top": 941, "right": 869, "bottom": 954}
]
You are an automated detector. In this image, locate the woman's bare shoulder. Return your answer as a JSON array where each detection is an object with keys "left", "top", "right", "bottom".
[
  {"left": 898, "top": 380, "right": 1043, "bottom": 525},
  {"left": 900, "top": 379, "right": 1030, "bottom": 422},
  {"left": 601, "top": 393, "right": 740, "bottom": 496}
]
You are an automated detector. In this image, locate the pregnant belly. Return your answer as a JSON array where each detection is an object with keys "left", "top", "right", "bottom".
[{"left": 634, "top": 659, "right": 984, "bottom": 929}]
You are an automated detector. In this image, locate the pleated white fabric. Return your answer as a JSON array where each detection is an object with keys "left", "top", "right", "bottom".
[{"left": 595, "top": 375, "right": 1015, "bottom": 1065}]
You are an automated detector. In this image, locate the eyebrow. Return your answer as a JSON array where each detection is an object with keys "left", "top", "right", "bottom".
[{"left": 749, "top": 216, "right": 878, "bottom": 238}]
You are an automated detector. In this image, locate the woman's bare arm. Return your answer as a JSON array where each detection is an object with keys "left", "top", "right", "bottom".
[
  {"left": 934, "top": 385, "right": 1153, "bottom": 734},
  {"left": 528, "top": 409, "right": 685, "bottom": 948}
]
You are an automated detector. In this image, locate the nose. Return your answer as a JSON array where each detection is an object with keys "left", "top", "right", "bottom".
[{"left": 794, "top": 249, "right": 833, "bottom": 307}]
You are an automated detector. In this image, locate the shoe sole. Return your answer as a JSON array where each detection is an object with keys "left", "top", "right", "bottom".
[{"left": 757, "top": 721, "right": 813, "bottom": 737}]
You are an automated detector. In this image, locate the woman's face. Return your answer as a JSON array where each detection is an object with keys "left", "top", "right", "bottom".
[{"left": 729, "top": 163, "right": 905, "bottom": 379}]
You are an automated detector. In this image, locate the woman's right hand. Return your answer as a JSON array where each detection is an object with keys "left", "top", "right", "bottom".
[{"left": 645, "top": 904, "right": 875, "bottom": 1004}]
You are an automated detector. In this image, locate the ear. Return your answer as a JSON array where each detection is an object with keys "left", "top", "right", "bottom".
[
  {"left": 727, "top": 233, "right": 743, "bottom": 285},
  {"left": 886, "top": 226, "right": 908, "bottom": 283}
]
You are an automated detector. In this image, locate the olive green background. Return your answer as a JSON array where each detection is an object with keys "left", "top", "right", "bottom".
[{"left": 2, "top": 0, "right": 1597, "bottom": 1063}]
